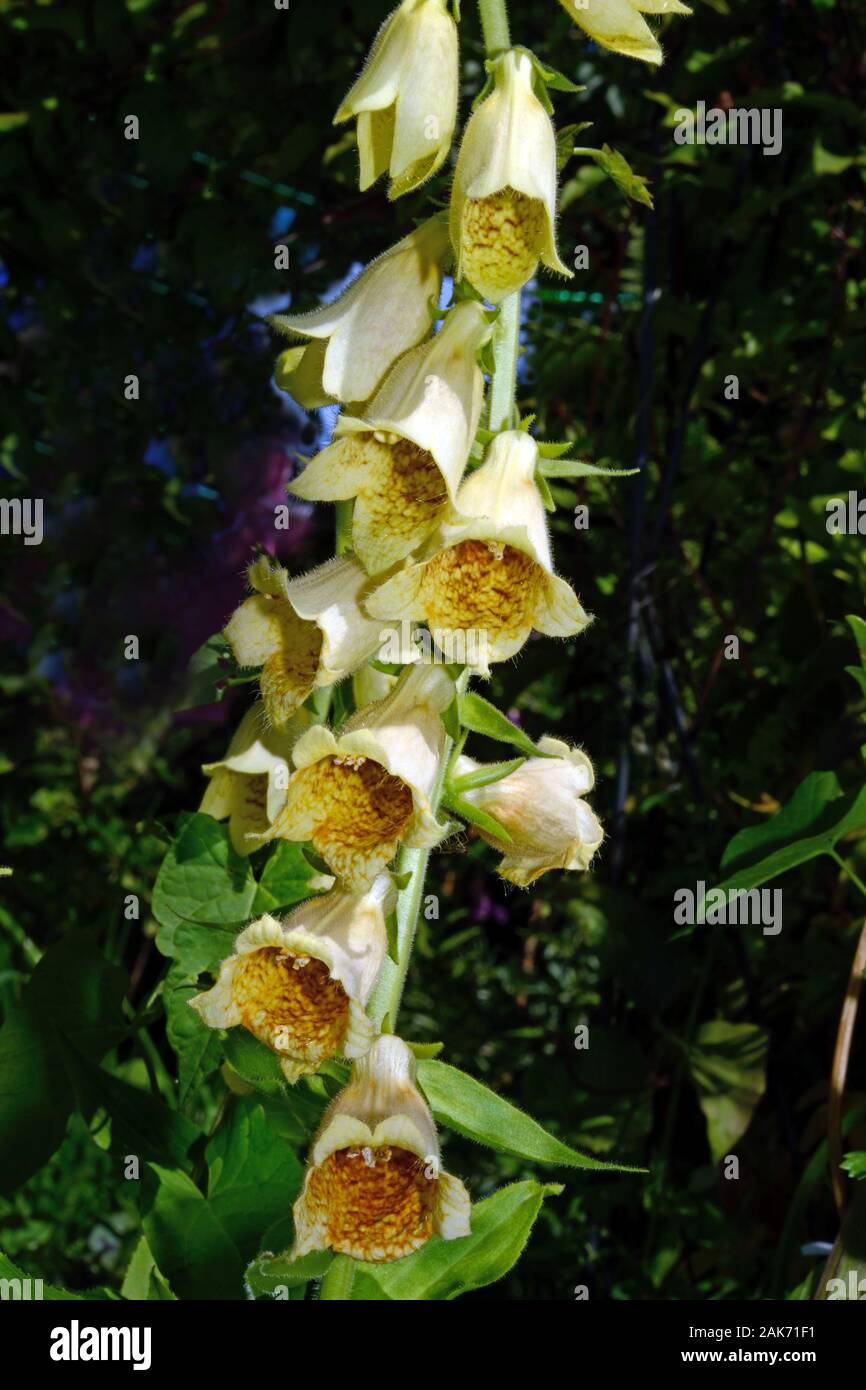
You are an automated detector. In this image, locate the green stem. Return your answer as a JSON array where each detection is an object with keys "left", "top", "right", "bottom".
[
  {"left": 477, "top": 0, "right": 510, "bottom": 55},
  {"left": 831, "top": 849, "right": 866, "bottom": 904},
  {"left": 319, "top": 1253, "right": 356, "bottom": 1300},
  {"left": 488, "top": 291, "right": 520, "bottom": 431}
]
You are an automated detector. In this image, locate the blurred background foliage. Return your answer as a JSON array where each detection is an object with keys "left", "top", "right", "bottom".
[{"left": 1, "top": 0, "right": 865, "bottom": 1299}]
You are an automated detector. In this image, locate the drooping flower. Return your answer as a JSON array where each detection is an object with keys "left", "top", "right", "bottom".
[
  {"left": 223, "top": 553, "right": 391, "bottom": 728},
  {"left": 450, "top": 49, "right": 571, "bottom": 302},
  {"left": 199, "top": 705, "right": 308, "bottom": 856},
  {"left": 558, "top": 0, "right": 691, "bottom": 68},
  {"left": 188, "top": 877, "right": 394, "bottom": 1082},
  {"left": 454, "top": 737, "right": 604, "bottom": 886},
  {"left": 252, "top": 665, "right": 455, "bottom": 893},
  {"left": 366, "top": 430, "right": 592, "bottom": 675},
  {"left": 334, "top": 0, "right": 459, "bottom": 200},
  {"left": 289, "top": 302, "right": 492, "bottom": 574},
  {"left": 292, "top": 1035, "right": 471, "bottom": 1262},
  {"left": 270, "top": 218, "right": 450, "bottom": 410}
]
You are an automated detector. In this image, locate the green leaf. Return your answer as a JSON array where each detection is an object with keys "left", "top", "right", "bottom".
[
  {"left": 417, "top": 1059, "right": 643, "bottom": 1171},
  {"left": 152, "top": 813, "right": 257, "bottom": 933},
  {"left": 120, "top": 1236, "right": 176, "bottom": 1300},
  {"left": 245, "top": 1249, "right": 333, "bottom": 1298},
  {"left": 450, "top": 757, "right": 525, "bottom": 794},
  {"left": 163, "top": 962, "right": 223, "bottom": 1105},
  {"left": 350, "top": 1181, "right": 561, "bottom": 1300},
  {"left": 0, "top": 1250, "right": 114, "bottom": 1301},
  {"left": 688, "top": 1021, "right": 768, "bottom": 1161},
  {"left": 70, "top": 1045, "right": 201, "bottom": 1165},
  {"left": 176, "top": 634, "right": 230, "bottom": 711},
  {"left": 251, "top": 841, "right": 324, "bottom": 915},
  {"left": 841, "top": 1151, "right": 866, "bottom": 1181},
  {"left": 538, "top": 458, "right": 640, "bottom": 480},
  {"left": 0, "top": 932, "right": 126, "bottom": 1194},
  {"left": 457, "top": 692, "right": 549, "bottom": 759},
  {"left": 222, "top": 1029, "right": 287, "bottom": 1097},
  {"left": 144, "top": 1099, "right": 304, "bottom": 1299},
  {"left": 715, "top": 771, "right": 866, "bottom": 894},
  {"left": 573, "top": 144, "right": 653, "bottom": 208},
  {"left": 441, "top": 792, "right": 513, "bottom": 844}
]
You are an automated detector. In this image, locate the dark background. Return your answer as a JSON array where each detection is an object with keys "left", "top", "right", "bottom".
[{"left": 1, "top": 0, "right": 865, "bottom": 1299}]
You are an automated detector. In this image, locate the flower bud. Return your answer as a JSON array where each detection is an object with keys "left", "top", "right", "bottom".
[
  {"left": 335, "top": 0, "right": 459, "bottom": 200},
  {"left": 290, "top": 302, "right": 491, "bottom": 573},
  {"left": 223, "top": 553, "right": 391, "bottom": 727},
  {"left": 293, "top": 1035, "right": 471, "bottom": 1261},
  {"left": 455, "top": 737, "right": 603, "bottom": 885},
  {"left": 450, "top": 50, "right": 571, "bottom": 302},
  {"left": 558, "top": 0, "right": 691, "bottom": 68},
  {"left": 270, "top": 218, "right": 450, "bottom": 409},
  {"left": 367, "top": 430, "right": 591, "bottom": 675},
  {"left": 189, "top": 877, "right": 394, "bottom": 1082},
  {"left": 252, "top": 665, "right": 455, "bottom": 893},
  {"left": 199, "top": 705, "right": 307, "bottom": 856}
]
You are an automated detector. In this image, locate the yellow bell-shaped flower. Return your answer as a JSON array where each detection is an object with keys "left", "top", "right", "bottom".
[
  {"left": 335, "top": 0, "right": 459, "bottom": 199},
  {"left": 293, "top": 1035, "right": 471, "bottom": 1262},
  {"left": 251, "top": 665, "right": 455, "bottom": 893},
  {"left": 367, "top": 430, "right": 592, "bottom": 675},
  {"left": 454, "top": 737, "right": 604, "bottom": 886},
  {"left": 188, "top": 877, "right": 394, "bottom": 1083},
  {"left": 199, "top": 705, "right": 308, "bottom": 857},
  {"left": 558, "top": 0, "right": 691, "bottom": 68},
  {"left": 289, "top": 302, "right": 492, "bottom": 574},
  {"left": 450, "top": 49, "right": 571, "bottom": 302},
  {"left": 271, "top": 218, "right": 450, "bottom": 410},
  {"left": 223, "top": 553, "right": 392, "bottom": 727}
]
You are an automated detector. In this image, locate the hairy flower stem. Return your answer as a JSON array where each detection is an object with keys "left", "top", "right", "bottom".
[{"left": 477, "top": 0, "right": 511, "bottom": 56}]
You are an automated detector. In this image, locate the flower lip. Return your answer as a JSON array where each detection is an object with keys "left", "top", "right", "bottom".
[{"left": 558, "top": 0, "right": 691, "bottom": 67}]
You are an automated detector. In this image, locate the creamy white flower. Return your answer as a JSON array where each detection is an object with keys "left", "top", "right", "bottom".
[
  {"left": 293, "top": 1034, "right": 471, "bottom": 1262},
  {"left": 199, "top": 705, "right": 307, "bottom": 856},
  {"left": 223, "top": 553, "right": 394, "bottom": 727},
  {"left": 367, "top": 430, "right": 592, "bottom": 675},
  {"left": 290, "top": 302, "right": 492, "bottom": 573},
  {"left": 558, "top": 0, "right": 691, "bottom": 68},
  {"left": 450, "top": 49, "right": 571, "bottom": 301},
  {"left": 454, "top": 736, "right": 604, "bottom": 885},
  {"left": 188, "top": 877, "right": 394, "bottom": 1083},
  {"left": 270, "top": 218, "right": 449, "bottom": 409},
  {"left": 335, "top": 0, "right": 459, "bottom": 199},
  {"left": 252, "top": 665, "right": 455, "bottom": 892}
]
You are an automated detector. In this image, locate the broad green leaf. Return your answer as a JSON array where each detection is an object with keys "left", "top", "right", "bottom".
[
  {"left": 417, "top": 1059, "right": 642, "bottom": 1171},
  {"left": 688, "top": 1021, "right": 768, "bottom": 1161},
  {"left": 457, "top": 692, "right": 550, "bottom": 759},
  {"left": 145, "top": 1100, "right": 304, "bottom": 1299},
  {"left": 350, "top": 1181, "right": 561, "bottom": 1300},
  {"left": 246, "top": 1249, "right": 333, "bottom": 1298},
  {"left": 120, "top": 1236, "right": 176, "bottom": 1300},
  {"left": 163, "top": 962, "right": 223, "bottom": 1104},
  {"left": 251, "top": 840, "right": 324, "bottom": 916},
  {"left": 152, "top": 812, "right": 257, "bottom": 933},
  {"left": 715, "top": 771, "right": 866, "bottom": 894},
  {"left": 69, "top": 1044, "right": 201, "bottom": 1165},
  {"left": 0, "top": 1250, "right": 115, "bottom": 1301},
  {"left": 222, "top": 1029, "right": 287, "bottom": 1097},
  {"left": 0, "top": 932, "right": 126, "bottom": 1194}
]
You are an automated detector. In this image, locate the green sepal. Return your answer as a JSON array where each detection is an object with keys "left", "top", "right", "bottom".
[
  {"left": 457, "top": 691, "right": 554, "bottom": 758},
  {"left": 441, "top": 791, "right": 513, "bottom": 845},
  {"left": 535, "top": 470, "right": 557, "bottom": 512},
  {"left": 450, "top": 757, "right": 526, "bottom": 795},
  {"left": 537, "top": 458, "right": 640, "bottom": 480},
  {"left": 573, "top": 144, "right": 654, "bottom": 208}
]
